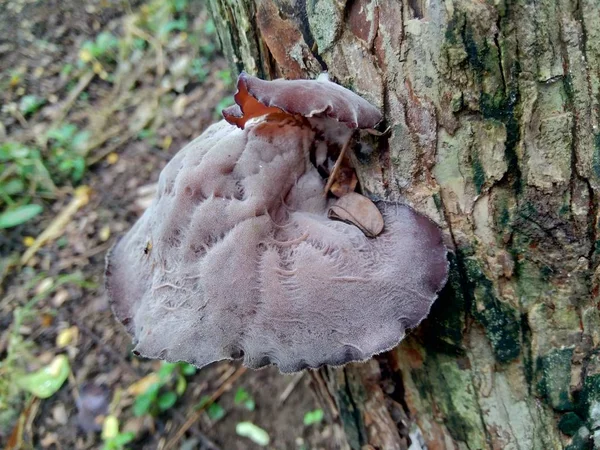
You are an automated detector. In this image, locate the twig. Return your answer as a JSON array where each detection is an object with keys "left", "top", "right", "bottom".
[
  {"left": 278, "top": 372, "right": 305, "bottom": 404},
  {"left": 58, "top": 241, "right": 113, "bottom": 269},
  {"left": 10, "top": 108, "right": 29, "bottom": 128},
  {"left": 167, "top": 409, "right": 221, "bottom": 450},
  {"left": 48, "top": 71, "right": 95, "bottom": 127},
  {"left": 323, "top": 130, "right": 356, "bottom": 195},
  {"left": 4, "top": 397, "right": 39, "bottom": 450},
  {"left": 86, "top": 128, "right": 137, "bottom": 166},
  {"left": 129, "top": 26, "right": 165, "bottom": 77},
  {"left": 308, "top": 371, "right": 340, "bottom": 421},
  {"left": 163, "top": 365, "right": 247, "bottom": 450},
  {"left": 20, "top": 186, "right": 91, "bottom": 265}
]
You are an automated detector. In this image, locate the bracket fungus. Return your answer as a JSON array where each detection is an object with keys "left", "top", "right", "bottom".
[{"left": 106, "top": 72, "right": 448, "bottom": 373}]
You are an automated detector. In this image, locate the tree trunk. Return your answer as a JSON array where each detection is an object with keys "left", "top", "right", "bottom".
[{"left": 207, "top": 1, "right": 600, "bottom": 448}]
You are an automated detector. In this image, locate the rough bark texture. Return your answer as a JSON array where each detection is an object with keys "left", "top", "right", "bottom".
[{"left": 207, "top": 1, "right": 600, "bottom": 448}]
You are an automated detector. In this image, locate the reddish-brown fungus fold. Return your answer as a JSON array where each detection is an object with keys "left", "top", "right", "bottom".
[
  {"left": 223, "top": 72, "right": 383, "bottom": 129},
  {"left": 106, "top": 74, "right": 448, "bottom": 373}
]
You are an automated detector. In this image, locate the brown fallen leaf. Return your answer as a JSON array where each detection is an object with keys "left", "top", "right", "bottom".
[
  {"left": 329, "top": 159, "right": 358, "bottom": 198},
  {"left": 328, "top": 192, "right": 384, "bottom": 237}
]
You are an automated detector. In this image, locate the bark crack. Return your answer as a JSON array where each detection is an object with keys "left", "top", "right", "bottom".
[{"left": 494, "top": 13, "right": 507, "bottom": 95}]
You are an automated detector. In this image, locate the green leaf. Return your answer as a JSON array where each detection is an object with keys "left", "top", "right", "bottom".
[
  {"left": 133, "top": 392, "right": 153, "bottom": 416},
  {"left": 72, "top": 130, "right": 90, "bottom": 153},
  {"left": 158, "top": 391, "right": 177, "bottom": 411},
  {"left": 160, "top": 18, "right": 187, "bottom": 35},
  {"left": 133, "top": 383, "right": 160, "bottom": 416},
  {"left": 2, "top": 178, "right": 25, "bottom": 195},
  {"left": 206, "top": 402, "right": 225, "bottom": 421},
  {"left": 47, "top": 124, "right": 77, "bottom": 144},
  {"left": 175, "top": 374, "right": 187, "bottom": 395},
  {"left": 216, "top": 69, "right": 233, "bottom": 86},
  {"left": 194, "top": 395, "right": 211, "bottom": 410},
  {"left": 16, "top": 354, "right": 70, "bottom": 398},
  {"left": 158, "top": 362, "right": 178, "bottom": 379},
  {"left": 234, "top": 387, "right": 255, "bottom": 411},
  {"left": 0, "top": 204, "right": 43, "bottom": 228},
  {"left": 113, "top": 431, "right": 135, "bottom": 446},
  {"left": 179, "top": 362, "right": 196, "bottom": 376},
  {"left": 95, "top": 32, "right": 119, "bottom": 54},
  {"left": 19, "top": 95, "right": 46, "bottom": 115},
  {"left": 303, "top": 409, "right": 324, "bottom": 426},
  {"left": 172, "top": 0, "right": 187, "bottom": 12},
  {"left": 60, "top": 63, "right": 74, "bottom": 77},
  {"left": 70, "top": 156, "right": 86, "bottom": 182},
  {"left": 235, "top": 422, "right": 270, "bottom": 446}
]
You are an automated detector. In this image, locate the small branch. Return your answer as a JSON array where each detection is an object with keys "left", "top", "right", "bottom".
[
  {"left": 278, "top": 372, "right": 305, "bottom": 404},
  {"left": 323, "top": 130, "right": 356, "bottom": 195}
]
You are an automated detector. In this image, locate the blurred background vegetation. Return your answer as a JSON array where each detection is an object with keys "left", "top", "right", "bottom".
[{"left": 0, "top": 1, "right": 332, "bottom": 448}]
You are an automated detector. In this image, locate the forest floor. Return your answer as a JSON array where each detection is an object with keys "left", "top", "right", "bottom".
[{"left": 0, "top": 1, "right": 335, "bottom": 448}]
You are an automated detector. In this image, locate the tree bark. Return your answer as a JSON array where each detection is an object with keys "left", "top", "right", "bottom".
[{"left": 207, "top": 1, "right": 600, "bottom": 448}]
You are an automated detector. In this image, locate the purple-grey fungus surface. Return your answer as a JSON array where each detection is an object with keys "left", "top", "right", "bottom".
[{"left": 106, "top": 75, "right": 448, "bottom": 373}]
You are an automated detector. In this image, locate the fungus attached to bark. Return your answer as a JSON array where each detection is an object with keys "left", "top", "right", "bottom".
[
  {"left": 106, "top": 73, "right": 448, "bottom": 373},
  {"left": 222, "top": 72, "right": 382, "bottom": 129}
]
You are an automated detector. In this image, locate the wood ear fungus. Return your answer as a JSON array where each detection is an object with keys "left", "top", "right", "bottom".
[{"left": 106, "top": 73, "right": 448, "bottom": 373}]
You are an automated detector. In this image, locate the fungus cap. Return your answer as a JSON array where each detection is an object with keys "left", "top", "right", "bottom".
[
  {"left": 106, "top": 75, "right": 447, "bottom": 373},
  {"left": 106, "top": 117, "right": 448, "bottom": 373},
  {"left": 222, "top": 72, "right": 383, "bottom": 129}
]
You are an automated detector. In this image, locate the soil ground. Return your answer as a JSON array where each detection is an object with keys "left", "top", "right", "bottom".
[{"left": 0, "top": 1, "right": 336, "bottom": 448}]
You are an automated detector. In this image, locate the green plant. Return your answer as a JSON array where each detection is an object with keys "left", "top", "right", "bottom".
[
  {"left": 101, "top": 415, "right": 135, "bottom": 450},
  {"left": 216, "top": 69, "right": 233, "bottom": 87},
  {"left": 0, "top": 272, "right": 95, "bottom": 434},
  {"left": 0, "top": 204, "right": 43, "bottom": 229},
  {"left": 206, "top": 401, "right": 226, "bottom": 421},
  {"left": 0, "top": 125, "right": 90, "bottom": 229},
  {"left": 136, "top": 0, "right": 190, "bottom": 42},
  {"left": 303, "top": 409, "right": 324, "bottom": 426},
  {"left": 213, "top": 95, "right": 234, "bottom": 119},
  {"left": 0, "top": 142, "right": 55, "bottom": 228},
  {"left": 190, "top": 57, "right": 209, "bottom": 83},
  {"left": 234, "top": 387, "right": 255, "bottom": 411},
  {"left": 79, "top": 32, "right": 120, "bottom": 64},
  {"left": 132, "top": 362, "right": 196, "bottom": 417},
  {"left": 19, "top": 95, "right": 46, "bottom": 116},
  {"left": 46, "top": 123, "right": 90, "bottom": 183}
]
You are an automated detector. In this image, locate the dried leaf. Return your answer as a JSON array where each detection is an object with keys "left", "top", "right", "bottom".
[
  {"left": 329, "top": 163, "right": 358, "bottom": 197},
  {"left": 328, "top": 192, "right": 384, "bottom": 237},
  {"left": 56, "top": 326, "right": 79, "bottom": 348}
]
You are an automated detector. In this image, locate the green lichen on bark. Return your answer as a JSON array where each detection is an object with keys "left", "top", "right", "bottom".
[
  {"left": 410, "top": 353, "right": 488, "bottom": 448},
  {"left": 463, "top": 256, "right": 521, "bottom": 363},
  {"left": 537, "top": 347, "right": 576, "bottom": 411},
  {"left": 559, "top": 412, "right": 584, "bottom": 436}
]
